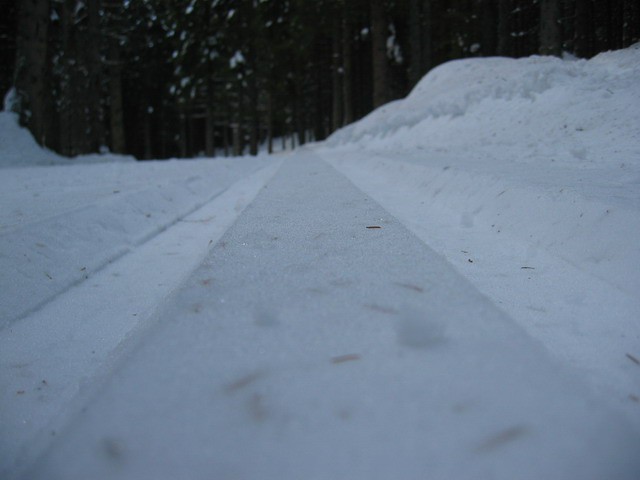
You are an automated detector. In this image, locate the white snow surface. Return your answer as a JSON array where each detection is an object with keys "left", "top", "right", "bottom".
[{"left": 1, "top": 46, "right": 640, "bottom": 479}]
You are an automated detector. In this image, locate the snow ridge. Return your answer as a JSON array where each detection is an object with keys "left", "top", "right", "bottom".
[{"left": 328, "top": 45, "right": 640, "bottom": 170}]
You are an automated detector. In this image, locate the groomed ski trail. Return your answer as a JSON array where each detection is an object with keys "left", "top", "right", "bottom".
[{"left": 16, "top": 152, "right": 640, "bottom": 480}]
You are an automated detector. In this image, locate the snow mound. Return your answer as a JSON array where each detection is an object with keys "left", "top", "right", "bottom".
[
  {"left": 0, "top": 111, "right": 59, "bottom": 168},
  {"left": 1, "top": 90, "right": 134, "bottom": 168},
  {"left": 328, "top": 44, "right": 640, "bottom": 167}
]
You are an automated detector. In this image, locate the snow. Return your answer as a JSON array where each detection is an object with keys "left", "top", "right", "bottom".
[
  {"left": 0, "top": 157, "right": 275, "bottom": 328},
  {"left": 2, "top": 45, "right": 640, "bottom": 479},
  {"left": 328, "top": 46, "right": 640, "bottom": 168},
  {"left": 1, "top": 90, "right": 135, "bottom": 168},
  {"left": 320, "top": 44, "right": 640, "bottom": 425}
]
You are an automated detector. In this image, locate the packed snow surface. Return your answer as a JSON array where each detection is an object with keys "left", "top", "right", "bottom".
[{"left": 1, "top": 45, "right": 639, "bottom": 479}]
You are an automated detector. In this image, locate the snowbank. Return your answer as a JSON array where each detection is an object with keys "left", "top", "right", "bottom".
[
  {"left": 0, "top": 110, "right": 137, "bottom": 167},
  {"left": 326, "top": 45, "right": 640, "bottom": 286},
  {"left": 1, "top": 90, "right": 134, "bottom": 168},
  {"left": 326, "top": 45, "right": 640, "bottom": 292},
  {"left": 0, "top": 111, "right": 59, "bottom": 168},
  {"left": 328, "top": 44, "right": 640, "bottom": 169}
]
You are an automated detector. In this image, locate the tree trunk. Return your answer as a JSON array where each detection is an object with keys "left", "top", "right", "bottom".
[
  {"left": 267, "top": 91, "right": 273, "bottom": 154},
  {"left": 370, "top": 0, "right": 389, "bottom": 108},
  {"left": 331, "top": 17, "right": 343, "bottom": 132},
  {"left": 179, "top": 113, "right": 187, "bottom": 158},
  {"left": 593, "top": 1, "right": 610, "bottom": 52},
  {"left": 480, "top": 0, "right": 498, "bottom": 56},
  {"left": 295, "top": 104, "right": 305, "bottom": 147},
  {"left": 294, "top": 71, "right": 305, "bottom": 146},
  {"left": 205, "top": 77, "right": 215, "bottom": 157},
  {"left": 86, "top": 0, "right": 104, "bottom": 151},
  {"left": 143, "top": 108, "right": 152, "bottom": 159},
  {"left": 234, "top": 83, "right": 245, "bottom": 156},
  {"left": 540, "top": 0, "right": 562, "bottom": 56},
  {"left": 223, "top": 111, "right": 230, "bottom": 157},
  {"left": 420, "top": 0, "right": 433, "bottom": 74},
  {"left": 247, "top": 44, "right": 259, "bottom": 156},
  {"left": 0, "top": 2, "right": 17, "bottom": 100},
  {"left": 574, "top": 0, "right": 593, "bottom": 57},
  {"left": 108, "top": 38, "right": 126, "bottom": 153},
  {"left": 314, "top": 64, "right": 326, "bottom": 142},
  {"left": 607, "top": 0, "right": 623, "bottom": 50},
  {"left": 497, "top": 0, "right": 512, "bottom": 56},
  {"left": 342, "top": 7, "right": 354, "bottom": 125},
  {"left": 159, "top": 107, "right": 168, "bottom": 158},
  {"left": 232, "top": 123, "right": 241, "bottom": 156},
  {"left": 408, "top": 0, "right": 422, "bottom": 88},
  {"left": 623, "top": 0, "right": 640, "bottom": 46},
  {"left": 58, "top": 0, "right": 73, "bottom": 155},
  {"left": 249, "top": 114, "right": 258, "bottom": 156},
  {"left": 205, "top": 105, "right": 215, "bottom": 157},
  {"left": 607, "top": 1, "right": 624, "bottom": 51},
  {"left": 248, "top": 84, "right": 259, "bottom": 156},
  {"left": 15, "top": 0, "right": 51, "bottom": 147}
]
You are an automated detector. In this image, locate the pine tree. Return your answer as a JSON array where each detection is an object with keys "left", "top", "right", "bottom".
[{"left": 371, "top": 0, "right": 390, "bottom": 108}]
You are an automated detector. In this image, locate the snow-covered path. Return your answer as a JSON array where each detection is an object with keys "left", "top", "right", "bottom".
[
  {"left": 6, "top": 153, "right": 639, "bottom": 480},
  {"left": 0, "top": 157, "right": 282, "bottom": 478}
]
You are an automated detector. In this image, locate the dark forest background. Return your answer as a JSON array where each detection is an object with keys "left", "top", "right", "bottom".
[{"left": 2, "top": 0, "right": 639, "bottom": 160}]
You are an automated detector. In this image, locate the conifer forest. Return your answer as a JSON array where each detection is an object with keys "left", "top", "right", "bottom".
[{"left": 2, "top": 0, "right": 639, "bottom": 160}]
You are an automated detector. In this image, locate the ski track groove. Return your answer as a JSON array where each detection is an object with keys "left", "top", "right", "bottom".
[
  {"left": 1, "top": 186, "right": 228, "bottom": 330},
  {"left": 0, "top": 158, "right": 282, "bottom": 329},
  {"left": 0, "top": 160, "right": 284, "bottom": 479}
]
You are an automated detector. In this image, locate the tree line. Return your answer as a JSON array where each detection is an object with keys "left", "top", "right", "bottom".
[{"left": 4, "top": 0, "right": 639, "bottom": 160}]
